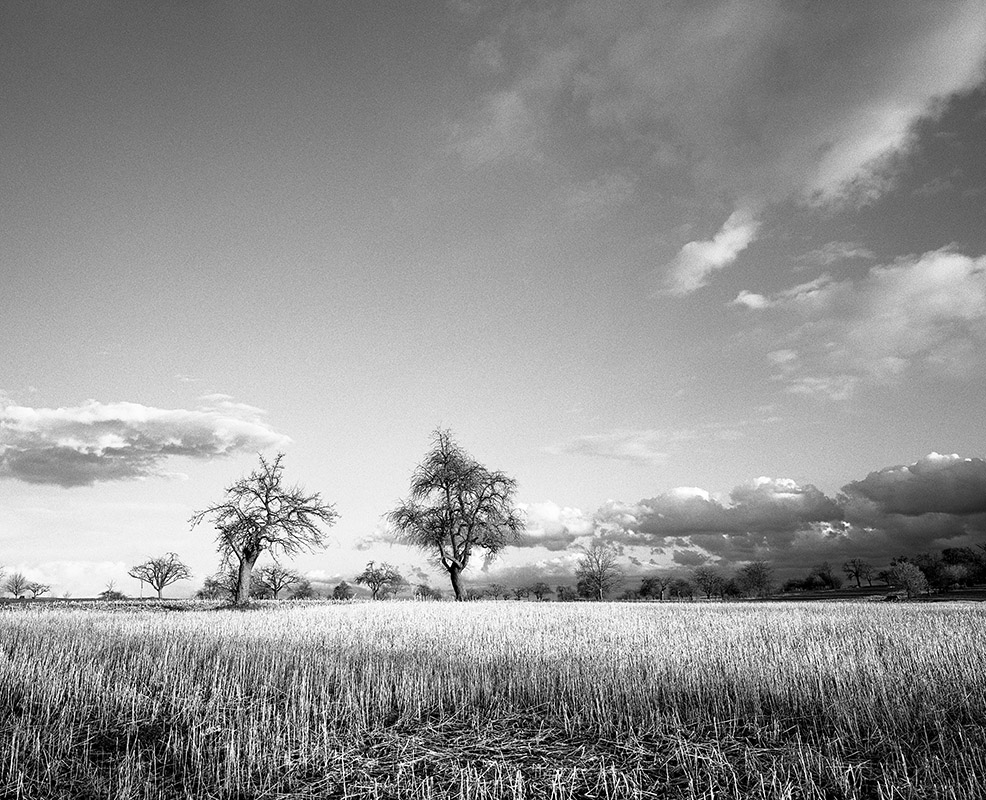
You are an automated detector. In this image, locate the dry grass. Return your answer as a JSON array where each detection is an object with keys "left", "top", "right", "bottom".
[{"left": 1, "top": 600, "right": 984, "bottom": 799}]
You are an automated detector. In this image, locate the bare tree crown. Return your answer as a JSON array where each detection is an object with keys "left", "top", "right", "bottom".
[
  {"left": 190, "top": 453, "right": 338, "bottom": 563},
  {"left": 388, "top": 429, "right": 523, "bottom": 577}
]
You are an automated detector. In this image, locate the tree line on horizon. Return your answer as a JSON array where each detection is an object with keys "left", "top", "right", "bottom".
[{"left": 4, "top": 428, "right": 984, "bottom": 602}]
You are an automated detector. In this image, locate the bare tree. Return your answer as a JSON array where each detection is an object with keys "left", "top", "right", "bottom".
[
  {"left": 26, "top": 582, "right": 50, "bottom": 599},
  {"left": 486, "top": 582, "right": 507, "bottom": 600},
  {"left": 575, "top": 541, "right": 623, "bottom": 600},
  {"left": 414, "top": 583, "right": 444, "bottom": 600},
  {"left": 196, "top": 568, "right": 268, "bottom": 601},
  {"left": 289, "top": 577, "right": 316, "bottom": 599},
  {"left": 128, "top": 553, "right": 191, "bottom": 599},
  {"left": 256, "top": 564, "right": 303, "bottom": 599},
  {"left": 668, "top": 577, "right": 695, "bottom": 601},
  {"left": 355, "top": 561, "right": 405, "bottom": 600},
  {"left": 387, "top": 429, "right": 523, "bottom": 601},
  {"left": 842, "top": 558, "right": 874, "bottom": 588},
  {"left": 4, "top": 572, "right": 29, "bottom": 598},
  {"left": 736, "top": 561, "right": 775, "bottom": 598},
  {"left": 692, "top": 567, "right": 726, "bottom": 599},
  {"left": 190, "top": 453, "right": 338, "bottom": 606},
  {"left": 99, "top": 581, "right": 127, "bottom": 601},
  {"left": 639, "top": 574, "right": 671, "bottom": 600},
  {"left": 529, "top": 581, "right": 553, "bottom": 601}
]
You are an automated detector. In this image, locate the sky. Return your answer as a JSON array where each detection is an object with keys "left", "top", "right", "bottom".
[{"left": 2, "top": 1, "right": 986, "bottom": 597}]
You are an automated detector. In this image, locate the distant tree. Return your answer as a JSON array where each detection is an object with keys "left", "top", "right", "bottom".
[
  {"left": 387, "top": 429, "right": 523, "bottom": 601},
  {"left": 128, "top": 553, "right": 192, "bottom": 599},
  {"left": 812, "top": 562, "right": 842, "bottom": 590},
  {"left": 574, "top": 541, "right": 623, "bottom": 600},
  {"left": 888, "top": 562, "right": 928, "bottom": 598},
  {"left": 842, "top": 558, "right": 874, "bottom": 588},
  {"left": 942, "top": 547, "right": 986, "bottom": 582},
  {"left": 196, "top": 573, "right": 234, "bottom": 600},
  {"left": 190, "top": 453, "right": 338, "bottom": 607},
  {"left": 4, "top": 572, "right": 29, "bottom": 598},
  {"left": 877, "top": 568, "right": 898, "bottom": 586},
  {"left": 196, "top": 568, "right": 268, "bottom": 601},
  {"left": 332, "top": 581, "right": 354, "bottom": 601},
  {"left": 256, "top": 564, "right": 303, "bottom": 599},
  {"left": 99, "top": 581, "right": 128, "bottom": 601},
  {"left": 736, "top": 561, "right": 774, "bottom": 598},
  {"left": 556, "top": 585, "right": 578, "bottom": 602},
  {"left": 906, "top": 553, "right": 950, "bottom": 593},
  {"left": 529, "top": 581, "right": 553, "bottom": 601},
  {"left": 512, "top": 585, "right": 531, "bottom": 600},
  {"left": 692, "top": 567, "right": 726, "bottom": 599},
  {"left": 941, "top": 564, "right": 969, "bottom": 590},
  {"left": 355, "top": 561, "right": 405, "bottom": 600},
  {"left": 486, "top": 583, "right": 507, "bottom": 600},
  {"left": 26, "top": 582, "right": 50, "bottom": 599},
  {"left": 639, "top": 574, "right": 671, "bottom": 600},
  {"left": 668, "top": 577, "right": 695, "bottom": 601},
  {"left": 288, "top": 577, "right": 316, "bottom": 599},
  {"left": 414, "top": 583, "right": 444, "bottom": 600}
]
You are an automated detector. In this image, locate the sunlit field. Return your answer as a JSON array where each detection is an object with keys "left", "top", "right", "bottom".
[{"left": 1, "top": 601, "right": 984, "bottom": 799}]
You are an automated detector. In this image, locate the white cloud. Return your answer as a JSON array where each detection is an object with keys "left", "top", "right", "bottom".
[
  {"left": 518, "top": 501, "right": 595, "bottom": 550},
  {"left": 0, "top": 398, "right": 290, "bottom": 487},
  {"left": 736, "top": 247, "right": 986, "bottom": 395},
  {"left": 665, "top": 209, "right": 760, "bottom": 295},
  {"left": 583, "top": 453, "right": 986, "bottom": 570},
  {"left": 841, "top": 453, "right": 986, "bottom": 517}
]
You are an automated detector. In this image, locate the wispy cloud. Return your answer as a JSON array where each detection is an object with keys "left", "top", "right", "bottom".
[
  {"left": 0, "top": 397, "right": 290, "bottom": 487},
  {"left": 550, "top": 425, "right": 745, "bottom": 466},
  {"left": 795, "top": 242, "right": 876, "bottom": 268},
  {"left": 450, "top": 0, "right": 986, "bottom": 290}
]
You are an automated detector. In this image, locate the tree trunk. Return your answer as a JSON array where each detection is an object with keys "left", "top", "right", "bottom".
[
  {"left": 157, "top": 587, "right": 163, "bottom": 599},
  {"left": 235, "top": 554, "right": 258, "bottom": 606},
  {"left": 448, "top": 565, "right": 464, "bottom": 601}
]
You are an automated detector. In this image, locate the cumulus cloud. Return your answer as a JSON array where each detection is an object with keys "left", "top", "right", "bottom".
[
  {"left": 841, "top": 453, "right": 986, "bottom": 517},
  {"left": 570, "top": 453, "right": 986, "bottom": 572},
  {"left": 734, "top": 247, "right": 986, "bottom": 394},
  {"left": 0, "top": 398, "right": 290, "bottom": 487},
  {"left": 666, "top": 209, "right": 760, "bottom": 296},
  {"left": 517, "top": 501, "right": 595, "bottom": 550},
  {"left": 452, "top": 0, "right": 986, "bottom": 288}
]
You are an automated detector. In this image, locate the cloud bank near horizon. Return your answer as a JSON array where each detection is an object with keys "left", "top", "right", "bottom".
[
  {"left": 518, "top": 453, "right": 986, "bottom": 572},
  {"left": 0, "top": 397, "right": 290, "bottom": 487}
]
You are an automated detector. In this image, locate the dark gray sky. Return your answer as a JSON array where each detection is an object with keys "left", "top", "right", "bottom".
[{"left": 2, "top": 1, "right": 986, "bottom": 593}]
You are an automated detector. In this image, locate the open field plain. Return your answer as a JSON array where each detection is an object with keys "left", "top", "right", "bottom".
[{"left": 1, "top": 600, "right": 984, "bottom": 799}]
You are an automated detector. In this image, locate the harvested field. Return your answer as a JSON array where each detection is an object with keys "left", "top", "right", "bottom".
[{"left": 1, "top": 600, "right": 983, "bottom": 799}]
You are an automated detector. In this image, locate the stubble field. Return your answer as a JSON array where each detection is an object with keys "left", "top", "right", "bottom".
[{"left": 0, "top": 600, "right": 984, "bottom": 799}]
